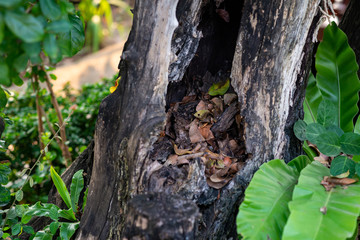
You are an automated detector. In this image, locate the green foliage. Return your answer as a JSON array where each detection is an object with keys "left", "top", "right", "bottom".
[
  {"left": 303, "top": 73, "right": 322, "bottom": 123},
  {"left": 238, "top": 23, "right": 360, "bottom": 240},
  {"left": 315, "top": 22, "right": 360, "bottom": 132},
  {"left": 1, "top": 169, "right": 85, "bottom": 239},
  {"left": 237, "top": 159, "right": 300, "bottom": 240},
  {"left": 283, "top": 162, "right": 360, "bottom": 240},
  {"left": 0, "top": 0, "right": 85, "bottom": 105},
  {"left": 50, "top": 166, "right": 72, "bottom": 210}
]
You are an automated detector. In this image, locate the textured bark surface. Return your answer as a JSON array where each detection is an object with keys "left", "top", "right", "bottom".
[{"left": 55, "top": 0, "right": 322, "bottom": 239}]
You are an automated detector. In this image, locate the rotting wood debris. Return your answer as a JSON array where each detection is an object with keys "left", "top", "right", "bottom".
[{"left": 150, "top": 89, "right": 247, "bottom": 189}]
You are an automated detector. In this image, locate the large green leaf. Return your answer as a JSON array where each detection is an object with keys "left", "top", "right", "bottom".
[
  {"left": 315, "top": 22, "right": 360, "bottom": 133},
  {"left": 33, "top": 231, "right": 53, "bottom": 240},
  {"left": 50, "top": 166, "right": 72, "bottom": 209},
  {"left": 355, "top": 117, "right": 360, "bottom": 134},
  {"left": 60, "top": 222, "right": 80, "bottom": 240},
  {"left": 24, "top": 202, "right": 60, "bottom": 221},
  {"left": 0, "top": 186, "right": 10, "bottom": 207},
  {"left": 70, "top": 170, "right": 84, "bottom": 212},
  {"left": 303, "top": 73, "right": 322, "bottom": 123},
  {"left": 306, "top": 123, "right": 326, "bottom": 144},
  {"left": 5, "top": 11, "right": 44, "bottom": 43},
  {"left": 39, "top": 0, "right": 62, "bottom": 21},
  {"left": 237, "top": 160, "right": 299, "bottom": 239},
  {"left": 314, "top": 131, "right": 341, "bottom": 156},
  {"left": 288, "top": 155, "right": 311, "bottom": 174},
  {"left": 293, "top": 120, "right": 307, "bottom": 141},
  {"left": 330, "top": 155, "right": 356, "bottom": 177},
  {"left": 317, "top": 100, "right": 337, "bottom": 127},
  {"left": 282, "top": 161, "right": 360, "bottom": 240},
  {"left": 57, "top": 14, "right": 85, "bottom": 57},
  {"left": 0, "top": 163, "right": 10, "bottom": 184},
  {"left": 0, "top": 0, "right": 22, "bottom": 8},
  {"left": 340, "top": 132, "right": 360, "bottom": 155}
]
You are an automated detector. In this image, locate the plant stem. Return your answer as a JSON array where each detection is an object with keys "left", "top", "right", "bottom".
[
  {"left": 41, "top": 66, "right": 72, "bottom": 166},
  {"left": 32, "top": 74, "right": 45, "bottom": 150}
]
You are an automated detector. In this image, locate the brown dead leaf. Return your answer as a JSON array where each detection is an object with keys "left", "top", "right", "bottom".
[
  {"left": 211, "top": 97, "right": 224, "bottom": 112},
  {"left": 199, "top": 124, "right": 215, "bottom": 140},
  {"left": 223, "top": 157, "right": 232, "bottom": 167},
  {"left": 165, "top": 154, "right": 178, "bottom": 166},
  {"left": 196, "top": 100, "right": 207, "bottom": 111},
  {"left": 321, "top": 176, "right": 357, "bottom": 191},
  {"left": 189, "top": 119, "right": 205, "bottom": 143},
  {"left": 224, "top": 93, "right": 237, "bottom": 105},
  {"left": 216, "top": 9, "right": 230, "bottom": 22},
  {"left": 173, "top": 144, "right": 192, "bottom": 156},
  {"left": 181, "top": 95, "right": 197, "bottom": 104},
  {"left": 205, "top": 148, "right": 222, "bottom": 160},
  {"left": 314, "top": 155, "right": 330, "bottom": 167}
]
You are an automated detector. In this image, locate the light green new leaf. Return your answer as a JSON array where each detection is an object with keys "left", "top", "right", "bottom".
[
  {"left": 340, "top": 132, "right": 360, "bottom": 155},
  {"left": 15, "top": 189, "right": 23, "bottom": 202},
  {"left": 70, "top": 170, "right": 84, "bottom": 212},
  {"left": 5, "top": 11, "right": 44, "bottom": 43},
  {"left": 39, "top": 0, "right": 62, "bottom": 20},
  {"left": 293, "top": 120, "right": 307, "bottom": 141},
  {"left": 283, "top": 161, "right": 360, "bottom": 240},
  {"left": 303, "top": 73, "right": 322, "bottom": 123},
  {"left": 50, "top": 166, "right": 71, "bottom": 209},
  {"left": 288, "top": 155, "right": 311, "bottom": 174},
  {"left": 314, "top": 131, "right": 341, "bottom": 156},
  {"left": 315, "top": 22, "right": 360, "bottom": 132},
  {"left": 208, "top": 79, "right": 230, "bottom": 96},
  {"left": 317, "top": 100, "right": 337, "bottom": 127},
  {"left": 60, "top": 222, "right": 80, "bottom": 240},
  {"left": 237, "top": 159, "right": 299, "bottom": 240},
  {"left": 330, "top": 156, "right": 356, "bottom": 177}
]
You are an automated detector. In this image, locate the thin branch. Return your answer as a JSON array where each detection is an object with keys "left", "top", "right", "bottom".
[{"left": 32, "top": 74, "right": 45, "bottom": 150}]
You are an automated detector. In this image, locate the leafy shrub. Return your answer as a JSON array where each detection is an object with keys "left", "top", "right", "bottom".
[
  {"left": 237, "top": 22, "right": 360, "bottom": 240},
  {"left": 0, "top": 77, "right": 114, "bottom": 205}
]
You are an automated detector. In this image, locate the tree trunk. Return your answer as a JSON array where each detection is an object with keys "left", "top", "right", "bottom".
[{"left": 72, "top": 0, "right": 322, "bottom": 239}]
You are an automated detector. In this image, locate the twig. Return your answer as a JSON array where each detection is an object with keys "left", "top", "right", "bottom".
[
  {"left": 32, "top": 74, "right": 45, "bottom": 150},
  {"left": 41, "top": 66, "right": 72, "bottom": 166}
]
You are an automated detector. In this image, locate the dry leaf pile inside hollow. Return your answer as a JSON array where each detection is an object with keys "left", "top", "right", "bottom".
[{"left": 150, "top": 93, "right": 246, "bottom": 189}]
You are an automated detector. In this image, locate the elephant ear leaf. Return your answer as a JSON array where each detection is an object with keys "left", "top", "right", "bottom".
[
  {"left": 237, "top": 160, "right": 299, "bottom": 240},
  {"left": 315, "top": 22, "right": 360, "bottom": 132},
  {"left": 303, "top": 73, "right": 322, "bottom": 123},
  {"left": 282, "top": 161, "right": 360, "bottom": 240}
]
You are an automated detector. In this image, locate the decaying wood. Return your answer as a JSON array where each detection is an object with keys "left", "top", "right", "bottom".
[{"left": 38, "top": 0, "right": 326, "bottom": 239}]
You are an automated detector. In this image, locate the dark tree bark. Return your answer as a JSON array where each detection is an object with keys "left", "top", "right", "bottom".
[{"left": 40, "top": 0, "right": 360, "bottom": 239}]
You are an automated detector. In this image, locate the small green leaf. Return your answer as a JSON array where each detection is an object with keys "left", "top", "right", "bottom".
[
  {"left": 43, "top": 33, "right": 58, "bottom": 60},
  {"left": 0, "top": 186, "right": 10, "bottom": 206},
  {"left": 208, "top": 79, "right": 230, "bottom": 96},
  {"left": 0, "top": 163, "right": 10, "bottom": 185},
  {"left": 293, "top": 120, "right": 307, "bottom": 141},
  {"left": 0, "top": 87, "right": 7, "bottom": 108},
  {"left": 21, "top": 214, "right": 32, "bottom": 224},
  {"left": 13, "top": 54, "right": 29, "bottom": 72},
  {"left": 50, "top": 74, "right": 57, "bottom": 80},
  {"left": 11, "top": 223, "right": 21, "bottom": 236},
  {"left": 60, "top": 222, "right": 80, "bottom": 240},
  {"left": 70, "top": 170, "right": 84, "bottom": 212},
  {"left": 288, "top": 155, "right": 311, "bottom": 173},
  {"left": 46, "top": 19, "right": 72, "bottom": 33},
  {"left": 0, "top": 62, "right": 10, "bottom": 86},
  {"left": 330, "top": 155, "right": 356, "bottom": 177},
  {"left": 22, "top": 42, "right": 42, "bottom": 64},
  {"left": 29, "top": 176, "right": 34, "bottom": 187},
  {"left": 315, "top": 131, "right": 341, "bottom": 156},
  {"left": 15, "top": 190, "right": 23, "bottom": 202},
  {"left": 39, "top": 0, "right": 62, "bottom": 20},
  {"left": 306, "top": 123, "right": 326, "bottom": 144},
  {"left": 49, "top": 221, "right": 60, "bottom": 235},
  {"left": 326, "top": 124, "right": 344, "bottom": 137},
  {"left": 317, "top": 99, "right": 338, "bottom": 127},
  {"left": 23, "top": 225, "right": 35, "bottom": 235},
  {"left": 340, "top": 132, "right": 360, "bottom": 155},
  {"left": 25, "top": 202, "right": 60, "bottom": 218},
  {"left": 50, "top": 166, "right": 72, "bottom": 209},
  {"left": 5, "top": 11, "right": 44, "bottom": 43}
]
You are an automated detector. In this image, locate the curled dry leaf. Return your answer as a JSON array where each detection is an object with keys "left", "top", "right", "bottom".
[
  {"left": 189, "top": 119, "right": 205, "bottom": 143},
  {"left": 321, "top": 176, "right": 357, "bottom": 191},
  {"left": 196, "top": 100, "right": 207, "bottom": 111},
  {"left": 211, "top": 97, "right": 224, "bottom": 113},
  {"left": 199, "top": 124, "right": 215, "bottom": 140},
  {"left": 173, "top": 144, "right": 192, "bottom": 156}
]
